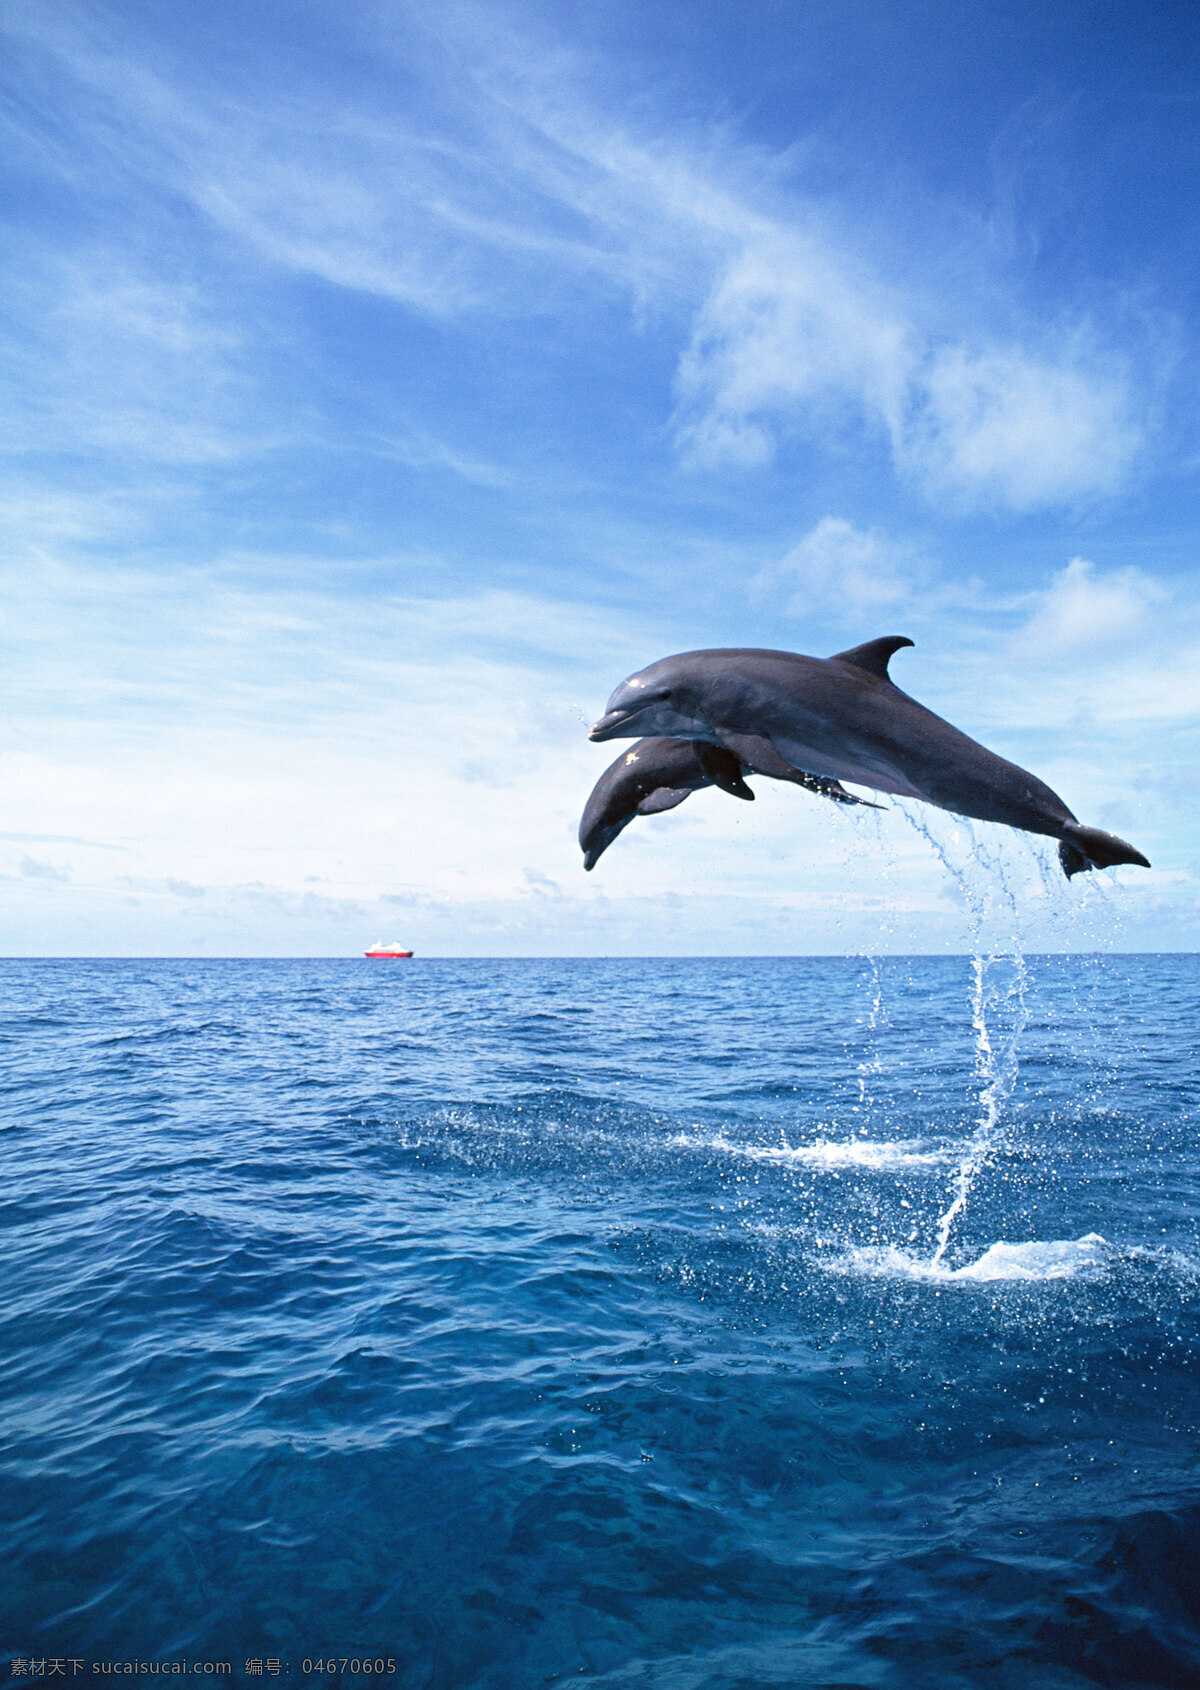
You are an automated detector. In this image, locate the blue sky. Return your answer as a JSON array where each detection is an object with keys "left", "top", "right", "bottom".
[{"left": 3, "top": 0, "right": 1198, "bottom": 954}]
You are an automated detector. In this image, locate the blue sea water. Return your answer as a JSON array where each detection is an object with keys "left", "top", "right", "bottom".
[{"left": 2, "top": 954, "right": 1199, "bottom": 1689}]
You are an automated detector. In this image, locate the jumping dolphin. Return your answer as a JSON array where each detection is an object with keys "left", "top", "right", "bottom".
[
  {"left": 589, "top": 637, "right": 1150, "bottom": 878},
  {"left": 579, "top": 739, "right": 749, "bottom": 871},
  {"left": 580, "top": 737, "right": 872, "bottom": 870}
]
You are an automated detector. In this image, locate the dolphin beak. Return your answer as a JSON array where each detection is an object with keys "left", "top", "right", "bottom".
[{"left": 589, "top": 709, "right": 637, "bottom": 741}]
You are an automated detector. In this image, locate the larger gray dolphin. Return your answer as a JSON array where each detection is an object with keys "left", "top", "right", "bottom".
[
  {"left": 589, "top": 637, "right": 1150, "bottom": 878},
  {"left": 580, "top": 736, "right": 873, "bottom": 870}
]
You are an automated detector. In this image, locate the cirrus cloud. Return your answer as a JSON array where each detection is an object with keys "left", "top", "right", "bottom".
[{"left": 3, "top": 1, "right": 1160, "bottom": 515}]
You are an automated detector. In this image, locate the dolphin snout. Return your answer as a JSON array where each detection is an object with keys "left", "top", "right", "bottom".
[{"left": 589, "top": 710, "right": 635, "bottom": 741}]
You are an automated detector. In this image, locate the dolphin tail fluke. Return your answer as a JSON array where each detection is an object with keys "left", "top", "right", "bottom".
[
  {"left": 1058, "top": 839, "right": 1091, "bottom": 878},
  {"left": 1058, "top": 822, "right": 1151, "bottom": 879}
]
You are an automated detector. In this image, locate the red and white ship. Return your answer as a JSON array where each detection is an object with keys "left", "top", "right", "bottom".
[{"left": 364, "top": 939, "right": 414, "bottom": 958}]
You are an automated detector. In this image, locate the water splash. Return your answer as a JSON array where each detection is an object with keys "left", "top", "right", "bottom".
[
  {"left": 843, "top": 805, "right": 900, "bottom": 1137},
  {"left": 841, "top": 1232, "right": 1110, "bottom": 1283},
  {"left": 836, "top": 802, "right": 1120, "bottom": 1268},
  {"left": 670, "top": 1130, "right": 951, "bottom": 1171},
  {"left": 855, "top": 954, "right": 885, "bottom": 1125},
  {"left": 930, "top": 947, "right": 1030, "bottom": 1266},
  {"left": 896, "top": 808, "right": 1032, "bottom": 1266}
]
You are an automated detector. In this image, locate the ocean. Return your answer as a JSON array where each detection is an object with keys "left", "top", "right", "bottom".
[{"left": 2, "top": 954, "right": 1199, "bottom": 1688}]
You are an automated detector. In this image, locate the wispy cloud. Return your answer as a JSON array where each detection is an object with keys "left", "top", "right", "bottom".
[
  {"left": 0, "top": 246, "right": 257, "bottom": 465},
  {"left": 672, "top": 236, "right": 1145, "bottom": 506},
  {"left": 18, "top": 856, "right": 71, "bottom": 882},
  {"left": 1017, "top": 556, "right": 1166, "bottom": 658},
  {"left": 671, "top": 231, "right": 911, "bottom": 470},
  {"left": 370, "top": 429, "right": 511, "bottom": 488},
  {"left": 2, "top": 1, "right": 1165, "bottom": 514},
  {"left": 901, "top": 342, "right": 1142, "bottom": 509},
  {"left": 0, "top": 1, "right": 1196, "bottom": 954},
  {"left": 753, "top": 517, "right": 921, "bottom": 621},
  {"left": 879, "top": 557, "right": 1200, "bottom": 851},
  {"left": 0, "top": 830, "right": 125, "bottom": 850}
]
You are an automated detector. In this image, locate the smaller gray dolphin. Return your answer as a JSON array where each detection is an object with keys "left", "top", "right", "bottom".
[
  {"left": 580, "top": 737, "right": 872, "bottom": 870},
  {"left": 580, "top": 738, "right": 751, "bottom": 871},
  {"left": 589, "top": 639, "right": 1150, "bottom": 878}
]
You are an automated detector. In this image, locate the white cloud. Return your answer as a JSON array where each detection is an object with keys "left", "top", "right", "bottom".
[
  {"left": 892, "top": 559, "right": 1200, "bottom": 808},
  {"left": 2, "top": 4, "right": 1157, "bottom": 512},
  {"left": 754, "top": 516, "right": 918, "bottom": 620},
  {"left": 672, "top": 234, "right": 912, "bottom": 469},
  {"left": 0, "top": 554, "right": 662, "bottom": 916},
  {"left": 371, "top": 429, "right": 511, "bottom": 488},
  {"left": 902, "top": 345, "right": 1140, "bottom": 509},
  {"left": 1019, "top": 556, "right": 1166, "bottom": 657},
  {"left": 0, "top": 4, "right": 1195, "bottom": 953},
  {"left": 1, "top": 544, "right": 1196, "bottom": 953},
  {"left": 0, "top": 248, "right": 256, "bottom": 465},
  {"left": 671, "top": 241, "right": 1143, "bottom": 508},
  {"left": 18, "top": 856, "right": 70, "bottom": 881}
]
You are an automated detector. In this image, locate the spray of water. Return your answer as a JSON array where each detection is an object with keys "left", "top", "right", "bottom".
[
  {"left": 856, "top": 954, "right": 884, "bottom": 1119},
  {"left": 845, "top": 806, "right": 897, "bottom": 1137},
  {"left": 930, "top": 947, "right": 1030, "bottom": 1265},
  {"left": 896, "top": 806, "right": 1033, "bottom": 1266}
]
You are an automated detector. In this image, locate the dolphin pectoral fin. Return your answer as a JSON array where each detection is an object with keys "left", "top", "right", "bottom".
[
  {"left": 636, "top": 786, "right": 693, "bottom": 816},
  {"left": 716, "top": 730, "right": 807, "bottom": 782},
  {"left": 715, "top": 730, "right": 880, "bottom": 808},
  {"left": 829, "top": 635, "right": 914, "bottom": 681},
  {"left": 1059, "top": 822, "right": 1150, "bottom": 878},
  {"left": 696, "top": 743, "right": 755, "bottom": 800},
  {"left": 799, "top": 774, "right": 883, "bottom": 809}
]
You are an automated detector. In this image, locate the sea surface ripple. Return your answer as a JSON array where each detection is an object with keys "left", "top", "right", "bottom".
[{"left": 2, "top": 956, "right": 1199, "bottom": 1688}]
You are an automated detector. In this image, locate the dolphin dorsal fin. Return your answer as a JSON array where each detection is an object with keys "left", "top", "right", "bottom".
[{"left": 830, "top": 635, "right": 914, "bottom": 681}]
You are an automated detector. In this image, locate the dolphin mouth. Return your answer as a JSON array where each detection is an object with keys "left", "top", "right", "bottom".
[{"left": 589, "top": 708, "right": 644, "bottom": 741}]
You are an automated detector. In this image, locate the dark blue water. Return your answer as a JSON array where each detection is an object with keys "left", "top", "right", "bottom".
[{"left": 3, "top": 956, "right": 1199, "bottom": 1689}]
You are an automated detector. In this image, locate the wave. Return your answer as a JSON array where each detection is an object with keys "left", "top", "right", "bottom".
[
  {"left": 837, "top": 1232, "right": 1112, "bottom": 1283},
  {"left": 670, "top": 1130, "right": 953, "bottom": 1171}
]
